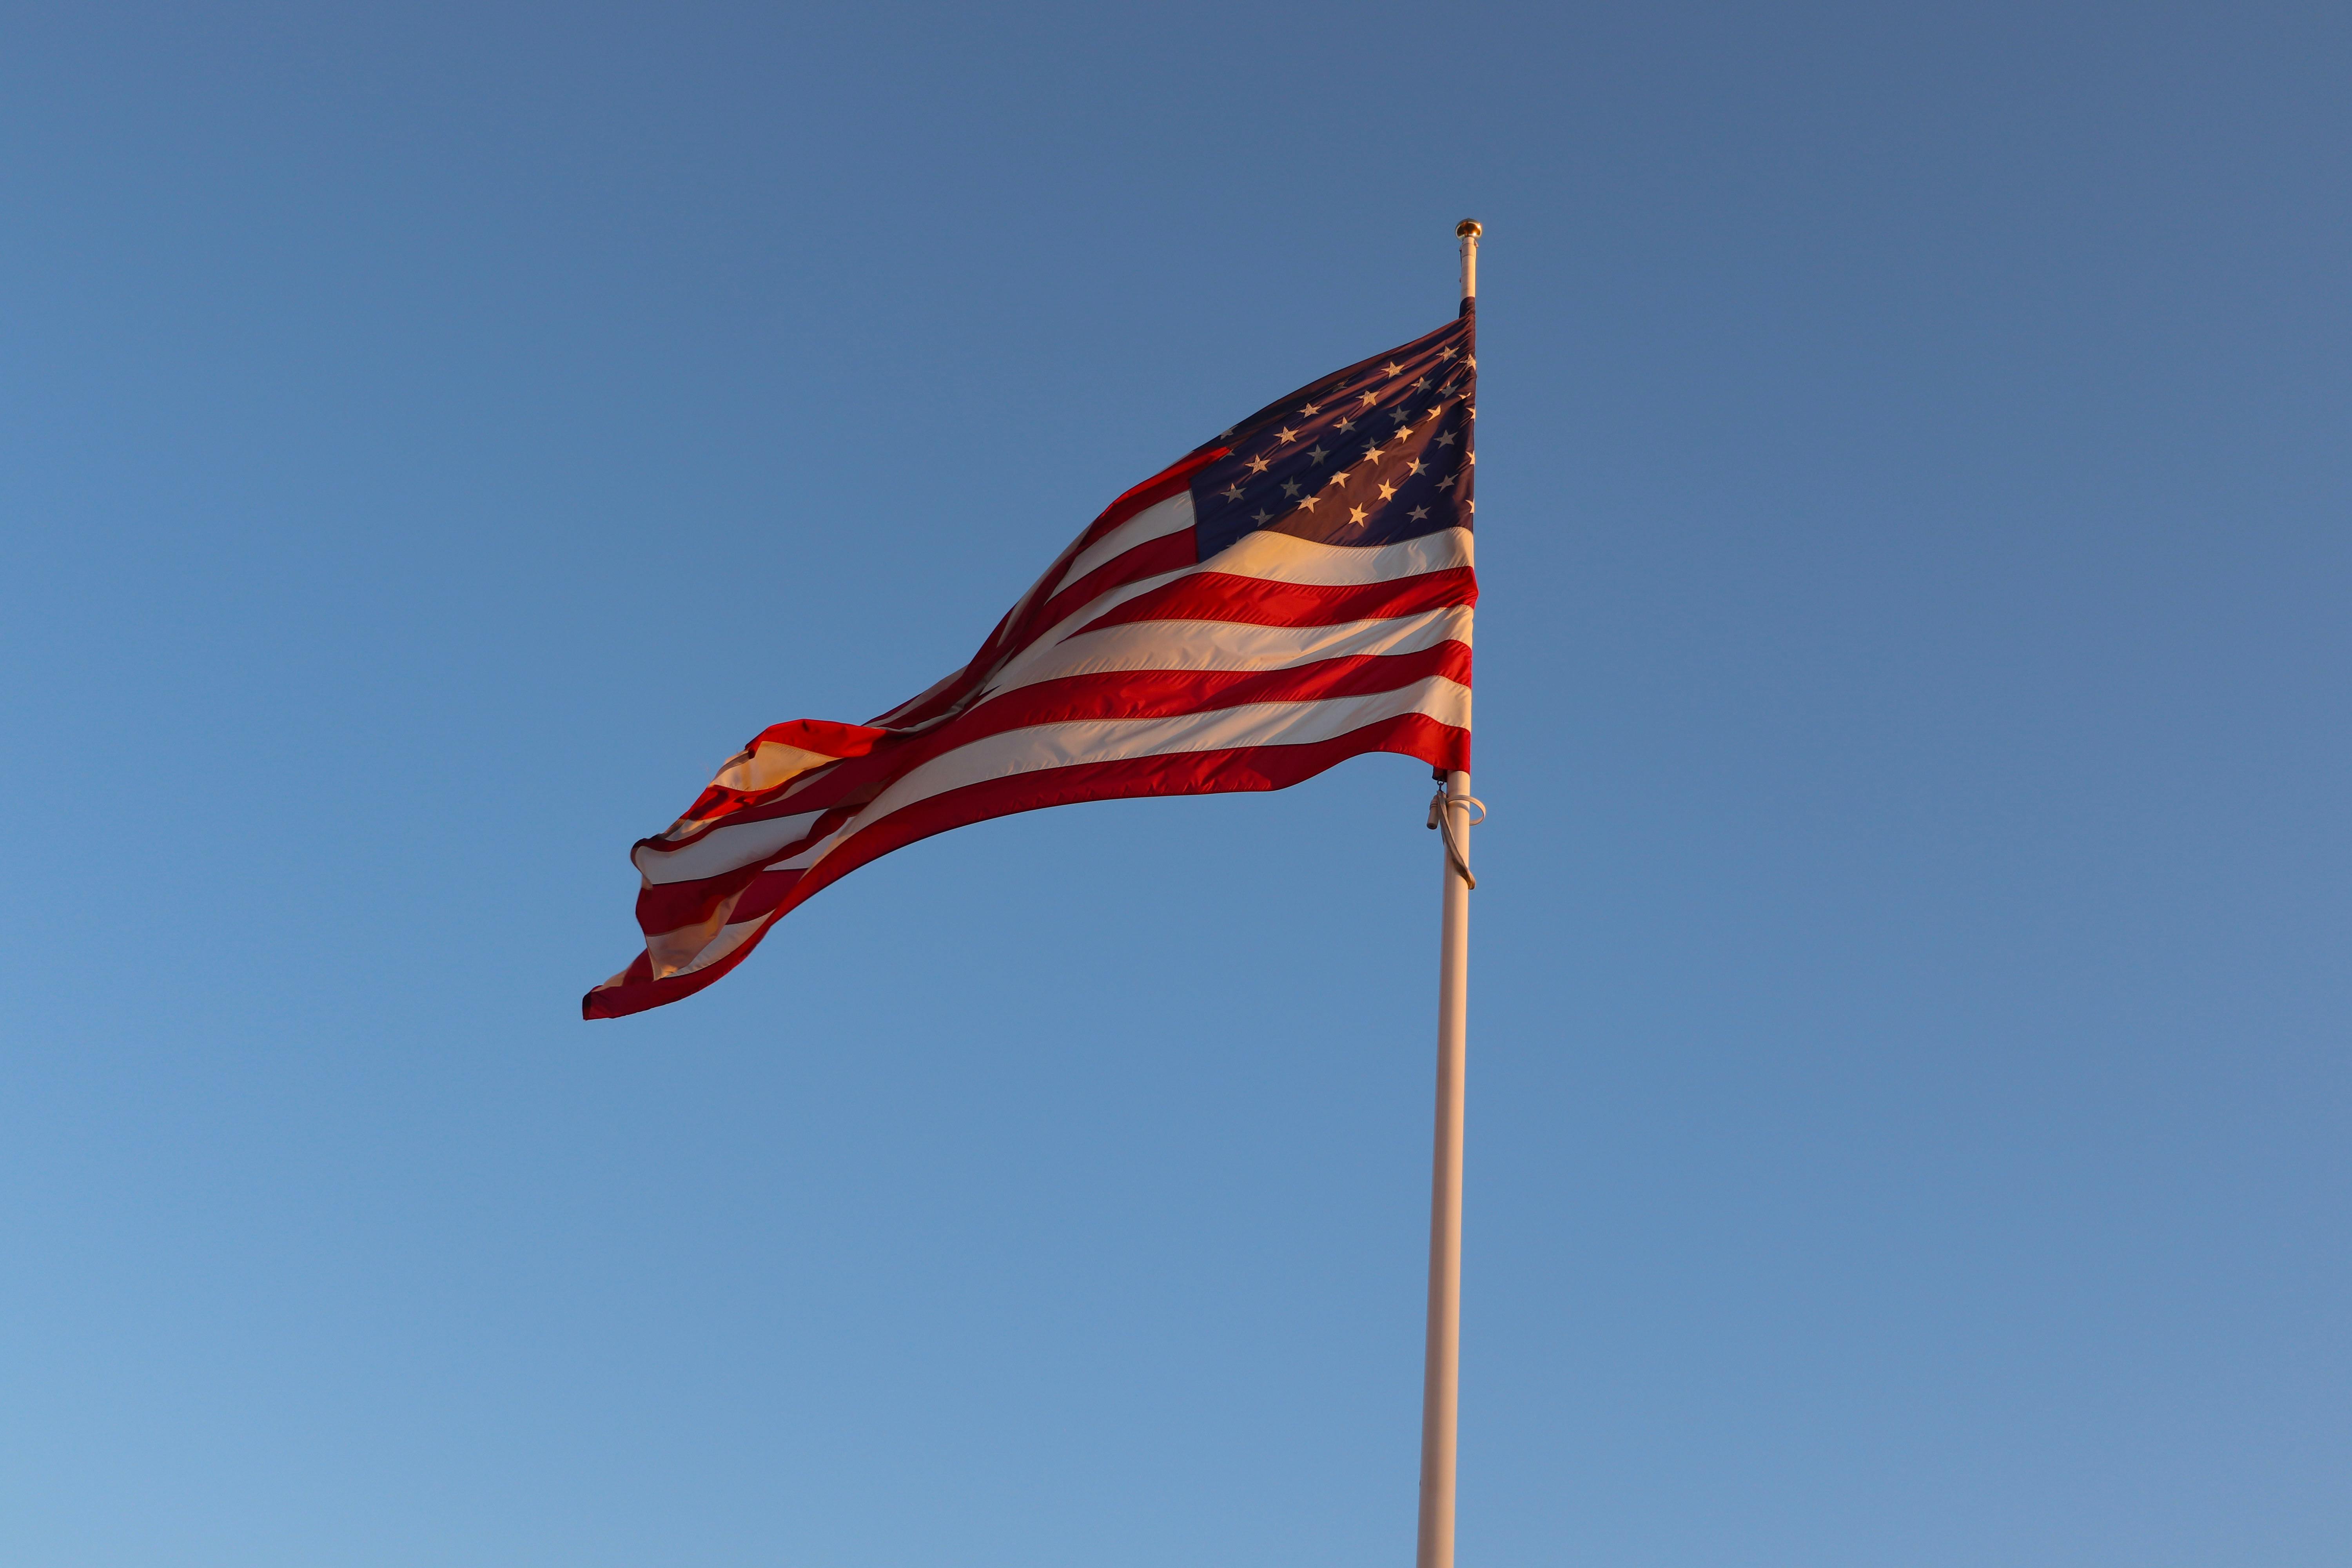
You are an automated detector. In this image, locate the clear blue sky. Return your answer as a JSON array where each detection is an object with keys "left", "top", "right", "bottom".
[{"left": 4, "top": 4, "right": 2346, "bottom": 1564}]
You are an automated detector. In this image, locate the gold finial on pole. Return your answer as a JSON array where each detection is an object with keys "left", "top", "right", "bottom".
[{"left": 1455, "top": 220, "right": 1482, "bottom": 301}]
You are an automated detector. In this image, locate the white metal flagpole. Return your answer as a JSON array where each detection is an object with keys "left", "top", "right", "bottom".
[{"left": 1415, "top": 218, "right": 1482, "bottom": 1568}]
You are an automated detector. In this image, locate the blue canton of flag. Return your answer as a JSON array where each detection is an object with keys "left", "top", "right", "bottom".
[{"left": 1188, "top": 300, "right": 1475, "bottom": 562}]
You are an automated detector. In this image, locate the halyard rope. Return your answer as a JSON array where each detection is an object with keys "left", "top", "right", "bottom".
[{"left": 1426, "top": 788, "right": 1487, "bottom": 889}]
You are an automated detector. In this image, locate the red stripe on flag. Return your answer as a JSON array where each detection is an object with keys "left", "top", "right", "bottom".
[
  {"left": 666, "top": 719, "right": 889, "bottom": 829},
  {"left": 581, "top": 710, "right": 1466, "bottom": 1019},
  {"left": 633, "top": 861, "right": 766, "bottom": 936},
  {"left": 1076, "top": 567, "right": 1476, "bottom": 635},
  {"left": 627, "top": 642, "right": 1468, "bottom": 907},
  {"left": 768, "top": 643, "right": 1472, "bottom": 842},
  {"left": 1071, "top": 451, "right": 1221, "bottom": 552},
  {"left": 1032, "top": 530, "right": 1198, "bottom": 636},
  {"left": 950, "top": 641, "right": 1472, "bottom": 744},
  {"left": 874, "top": 452, "right": 1224, "bottom": 733}
]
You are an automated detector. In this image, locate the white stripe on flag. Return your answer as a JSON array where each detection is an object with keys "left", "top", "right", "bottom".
[
  {"left": 1056, "top": 491, "right": 1195, "bottom": 592},
  {"left": 1018, "top": 525, "right": 1477, "bottom": 663},
  {"left": 634, "top": 809, "right": 826, "bottom": 884},
  {"left": 981, "top": 605, "right": 1472, "bottom": 699},
  {"left": 840, "top": 678, "right": 1472, "bottom": 850},
  {"left": 1201, "top": 524, "right": 1473, "bottom": 586}
]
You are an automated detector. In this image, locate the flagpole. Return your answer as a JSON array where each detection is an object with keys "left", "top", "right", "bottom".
[{"left": 1416, "top": 217, "right": 1481, "bottom": 1568}]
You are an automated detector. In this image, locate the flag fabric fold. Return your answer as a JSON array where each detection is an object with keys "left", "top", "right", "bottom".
[{"left": 585, "top": 304, "right": 1477, "bottom": 1018}]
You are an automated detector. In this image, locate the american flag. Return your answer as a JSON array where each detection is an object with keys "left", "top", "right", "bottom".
[{"left": 585, "top": 303, "right": 1477, "bottom": 1018}]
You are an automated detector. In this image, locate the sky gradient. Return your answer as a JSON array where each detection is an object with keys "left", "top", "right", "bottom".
[{"left": 4, "top": 4, "right": 2347, "bottom": 1565}]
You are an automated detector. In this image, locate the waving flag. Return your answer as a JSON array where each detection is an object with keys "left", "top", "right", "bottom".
[{"left": 584, "top": 303, "right": 1477, "bottom": 1018}]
